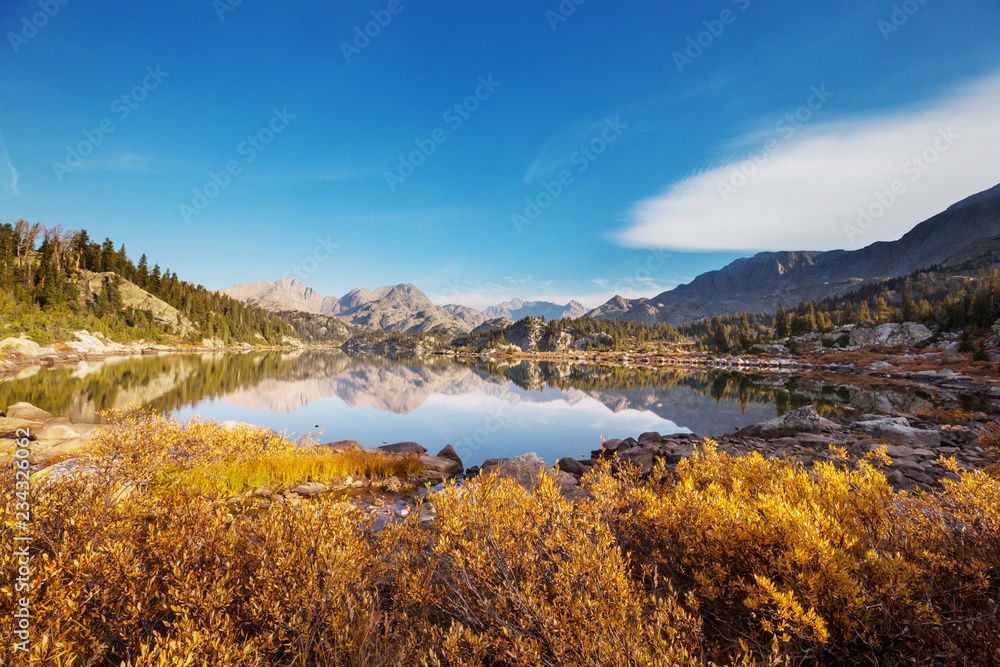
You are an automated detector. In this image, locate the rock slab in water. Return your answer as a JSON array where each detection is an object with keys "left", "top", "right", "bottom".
[
  {"left": 318, "top": 440, "right": 363, "bottom": 454},
  {"left": 377, "top": 441, "right": 427, "bottom": 456}
]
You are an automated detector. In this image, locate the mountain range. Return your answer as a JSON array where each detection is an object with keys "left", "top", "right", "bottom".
[
  {"left": 218, "top": 280, "right": 588, "bottom": 334},
  {"left": 220, "top": 183, "right": 1000, "bottom": 333},
  {"left": 588, "top": 183, "right": 1000, "bottom": 324}
]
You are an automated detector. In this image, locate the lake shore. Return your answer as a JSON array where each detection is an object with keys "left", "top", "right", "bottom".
[{"left": 0, "top": 329, "right": 304, "bottom": 378}]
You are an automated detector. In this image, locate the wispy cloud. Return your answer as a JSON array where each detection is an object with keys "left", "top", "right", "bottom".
[
  {"left": 619, "top": 72, "right": 1000, "bottom": 252},
  {"left": 0, "top": 131, "right": 19, "bottom": 196}
]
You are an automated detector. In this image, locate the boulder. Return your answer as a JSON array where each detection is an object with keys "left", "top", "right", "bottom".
[
  {"left": 29, "top": 435, "right": 96, "bottom": 465},
  {"left": 617, "top": 448, "right": 655, "bottom": 475},
  {"left": 33, "top": 423, "right": 94, "bottom": 442},
  {"left": 291, "top": 482, "right": 328, "bottom": 497},
  {"left": 480, "top": 453, "right": 557, "bottom": 492},
  {"left": 637, "top": 431, "right": 662, "bottom": 446},
  {"left": 417, "top": 454, "right": 463, "bottom": 476},
  {"left": 317, "top": 440, "right": 363, "bottom": 454},
  {"left": 33, "top": 458, "right": 99, "bottom": 483},
  {"left": 857, "top": 418, "right": 941, "bottom": 448},
  {"left": 436, "top": 444, "right": 463, "bottom": 467},
  {"left": 0, "top": 337, "right": 41, "bottom": 356},
  {"left": 594, "top": 439, "right": 623, "bottom": 458},
  {"left": 735, "top": 406, "right": 838, "bottom": 439},
  {"left": 4, "top": 403, "right": 54, "bottom": 422},
  {"left": 377, "top": 441, "right": 427, "bottom": 456},
  {"left": 556, "top": 457, "right": 586, "bottom": 476},
  {"left": 0, "top": 417, "right": 45, "bottom": 438},
  {"left": 987, "top": 318, "right": 1000, "bottom": 348},
  {"left": 554, "top": 471, "right": 579, "bottom": 493},
  {"left": 848, "top": 321, "right": 933, "bottom": 348}
]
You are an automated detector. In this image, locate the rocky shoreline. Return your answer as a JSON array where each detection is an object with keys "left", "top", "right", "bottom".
[
  {"left": 4, "top": 321, "right": 998, "bottom": 506},
  {"left": 0, "top": 329, "right": 303, "bottom": 377},
  {"left": 5, "top": 396, "right": 995, "bottom": 512}
]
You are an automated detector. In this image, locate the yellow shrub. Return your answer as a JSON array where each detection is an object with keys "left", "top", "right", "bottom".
[
  {"left": 586, "top": 442, "right": 1000, "bottom": 663},
  {"left": 381, "top": 473, "right": 718, "bottom": 666},
  {"left": 1, "top": 423, "right": 997, "bottom": 666}
]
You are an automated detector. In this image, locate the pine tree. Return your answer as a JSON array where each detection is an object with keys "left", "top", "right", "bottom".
[
  {"left": 775, "top": 306, "right": 789, "bottom": 338},
  {"left": 712, "top": 317, "right": 730, "bottom": 354}
]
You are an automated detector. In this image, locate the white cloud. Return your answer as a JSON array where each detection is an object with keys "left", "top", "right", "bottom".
[
  {"left": 619, "top": 72, "right": 1000, "bottom": 252},
  {"left": 0, "top": 131, "right": 19, "bottom": 196}
]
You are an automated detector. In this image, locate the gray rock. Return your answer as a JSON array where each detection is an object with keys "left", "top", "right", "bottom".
[
  {"left": 602, "top": 439, "right": 623, "bottom": 452},
  {"left": 480, "top": 453, "right": 558, "bottom": 492},
  {"left": 376, "top": 441, "right": 426, "bottom": 456},
  {"left": 317, "top": 440, "right": 363, "bottom": 454},
  {"left": 417, "top": 454, "right": 463, "bottom": 476},
  {"left": 857, "top": 418, "right": 941, "bottom": 448},
  {"left": 637, "top": 431, "right": 662, "bottom": 445},
  {"left": 847, "top": 321, "right": 932, "bottom": 348},
  {"left": 618, "top": 448, "right": 655, "bottom": 475},
  {"left": 436, "top": 444, "right": 463, "bottom": 467},
  {"left": 736, "top": 406, "right": 838, "bottom": 439},
  {"left": 557, "top": 457, "right": 586, "bottom": 476},
  {"left": 292, "top": 482, "right": 328, "bottom": 497}
]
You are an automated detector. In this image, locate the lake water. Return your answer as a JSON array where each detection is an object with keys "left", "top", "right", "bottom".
[{"left": 0, "top": 350, "right": 928, "bottom": 467}]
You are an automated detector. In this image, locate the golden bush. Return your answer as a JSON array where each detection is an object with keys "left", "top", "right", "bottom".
[
  {"left": 1, "top": 421, "right": 998, "bottom": 666},
  {"left": 587, "top": 442, "right": 1000, "bottom": 664}
]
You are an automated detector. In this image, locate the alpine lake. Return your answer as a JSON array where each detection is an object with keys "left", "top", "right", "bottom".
[{"left": 0, "top": 349, "right": 932, "bottom": 468}]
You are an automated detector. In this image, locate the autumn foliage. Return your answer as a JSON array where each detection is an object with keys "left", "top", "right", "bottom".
[{"left": 1, "top": 417, "right": 999, "bottom": 666}]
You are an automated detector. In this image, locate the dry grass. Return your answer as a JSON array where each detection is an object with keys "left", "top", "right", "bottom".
[
  {"left": 87, "top": 408, "right": 419, "bottom": 495},
  {"left": 178, "top": 448, "right": 421, "bottom": 494},
  {"left": 1, "top": 425, "right": 998, "bottom": 666},
  {"left": 916, "top": 404, "right": 975, "bottom": 425}
]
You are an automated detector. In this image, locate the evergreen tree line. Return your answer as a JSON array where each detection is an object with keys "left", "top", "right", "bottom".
[
  {"left": 694, "top": 268, "right": 1000, "bottom": 353},
  {"left": 0, "top": 220, "right": 296, "bottom": 345}
]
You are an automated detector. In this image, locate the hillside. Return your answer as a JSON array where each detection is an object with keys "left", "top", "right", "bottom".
[
  {"left": 590, "top": 183, "right": 1000, "bottom": 324},
  {"left": 0, "top": 222, "right": 296, "bottom": 345}
]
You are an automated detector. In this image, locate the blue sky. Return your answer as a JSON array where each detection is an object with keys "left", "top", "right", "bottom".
[{"left": 1, "top": 0, "right": 998, "bottom": 309}]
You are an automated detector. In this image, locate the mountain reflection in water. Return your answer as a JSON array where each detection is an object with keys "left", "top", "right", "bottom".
[{"left": 0, "top": 350, "right": 927, "bottom": 466}]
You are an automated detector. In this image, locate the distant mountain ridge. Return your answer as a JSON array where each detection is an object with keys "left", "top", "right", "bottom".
[
  {"left": 483, "top": 298, "right": 587, "bottom": 322},
  {"left": 218, "top": 280, "right": 588, "bottom": 334},
  {"left": 587, "top": 183, "right": 1000, "bottom": 325}
]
